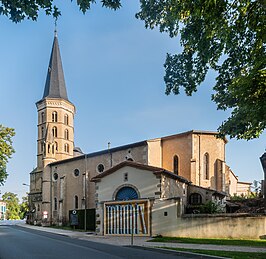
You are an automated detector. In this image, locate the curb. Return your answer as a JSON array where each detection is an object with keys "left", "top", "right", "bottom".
[{"left": 129, "top": 246, "right": 228, "bottom": 259}]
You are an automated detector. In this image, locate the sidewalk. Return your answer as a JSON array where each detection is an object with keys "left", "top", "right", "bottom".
[{"left": 17, "top": 223, "right": 266, "bottom": 253}]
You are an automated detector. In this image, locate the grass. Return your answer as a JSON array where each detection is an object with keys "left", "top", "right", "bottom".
[
  {"left": 149, "top": 236, "right": 266, "bottom": 247},
  {"left": 162, "top": 247, "right": 266, "bottom": 259}
]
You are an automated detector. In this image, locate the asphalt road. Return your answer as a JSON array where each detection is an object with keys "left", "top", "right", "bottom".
[{"left": 0, "top": 225, "right": 193, "bottom": 259}]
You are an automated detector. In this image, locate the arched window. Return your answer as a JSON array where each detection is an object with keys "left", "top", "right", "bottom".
[
  {"left": 203, "top": 153, "right": 209, "bottom": 180},
  {"left": 64, "top": 129, "right": 69, "bottom": 140},
  {"left": 52, "top": 144, "right": 55, "bottom": 154},
  {"left": 173, "top": 155, "right": 179, "bottom": 175},
  {"left": 54, "top": 197, "right": 57, "bottom": 211},
  {"left": 52, "top": 111, "right": 58, "bottom": 122},
  {"left": 115, "top": 186, "right": 139, "bottom": 201},
  {"left": 189, "top": 193, "right": 202, "bottom": 205},
  {"left": 64, "top": 143, "right": 69, "bottom": 153},
  {"left": 41, "top": 127, "right": 44, "bottom": 138},
  {"left": 41, "top": 112, "right": 45, "bottom": 123},
  {"left": 74, "top": 195, "right": 78, "bottom": 209},
  {"left": 55, "top": 142, "right": 58, "bottom": 151},
  {"left": 52, "top": 126, "right": 57, "bottom": 137},
  {"left": 64, "top": 114, "right": 69, "bottom": 125}
]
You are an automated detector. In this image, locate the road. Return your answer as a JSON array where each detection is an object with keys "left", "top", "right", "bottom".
[{"left": 0, "top": 225, "right": 193, "bottom": 259}]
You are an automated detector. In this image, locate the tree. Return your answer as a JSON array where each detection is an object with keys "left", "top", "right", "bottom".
[
  {"left": 0, "top": 0, "right": 121, "bottom": 23},
  {"left": 20, "top": 195, "right": 29, "bottom": 219},
  {"left": 1, "top": 1, "right": 265, "bottom": 139},
  {"left": 136, "top": 0, "right": 265, "bottom": 140},
  {"left": 0, "top": 125, "right": 15, "bottom": 185},
  {"left": 2, "top": 192, "right": 20, "bottom": 220}
]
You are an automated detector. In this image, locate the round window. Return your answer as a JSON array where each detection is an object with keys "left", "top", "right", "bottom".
[
  {"left": 74, "top": 169, "right": 80, "bottom": 177},
  {"left": 97, "top": 164, "right": 104, "bottom": 173},
  {"left": 53, "top": 173, "right": 58, "bottom": 181}
]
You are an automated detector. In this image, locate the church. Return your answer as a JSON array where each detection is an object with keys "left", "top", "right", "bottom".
[{"left": 28, "top": 33, "right": 250, "bottom": 236}]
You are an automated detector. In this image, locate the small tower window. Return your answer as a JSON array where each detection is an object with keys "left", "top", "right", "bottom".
[
  {"left": 52, "top": 127, "right": 57, "bottom": 137},
  {"left": 203, "top": 153, "right": 209, "bottom": 180},
  {"left": 74, "top": 169, "right": 80, "bottom": 177},
  {"left": 173, "top": 155, "right": 179, "bottom": 175},
  {"left": 41, "top": 112, "right": 45, "bottom": 123},
  {"left": 64, "top": 143, "right": 69, "bottom": 153},
  {"left": 52, "top": 111, "right": 58, "bottom": 122},
  {"left": 55, "top": 141, "right": 58, "bottom": 151},
  {"left": 64, "top": 114, "right": 69, "bottom": 125},
  {"left": 53, "top": 173, "right": 58, "bottom": 181},
  {"left": 54, "top": 197, "right": 57, "bottom": 211},
  {"left": 64, "top": 129, "right": 69, "bottom": 140},
  {"left": 41, "top": 127, "right": 44, "bottom": 138},
  {"left": 74, "top": 195, "right": 78, "bottom": 209}
]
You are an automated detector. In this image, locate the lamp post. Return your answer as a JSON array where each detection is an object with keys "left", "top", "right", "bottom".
[
  {"left": 22, "top": 183, "right": 30, "bottom": 223},
  {"left": 260, "top": 152, "right": 266, "bottom": 212}
]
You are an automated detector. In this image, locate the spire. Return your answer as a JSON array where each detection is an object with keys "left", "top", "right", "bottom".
[{"left": 42, "top": 33, "right": 68, "bottom": 100}]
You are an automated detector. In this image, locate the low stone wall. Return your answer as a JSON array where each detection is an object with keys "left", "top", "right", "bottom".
[{"left": 152, "top": 210, "right": 266, "bottom": 239}]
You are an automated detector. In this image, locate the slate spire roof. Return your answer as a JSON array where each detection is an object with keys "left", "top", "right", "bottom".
[{"left": 42, "top": 33, "right": 68, "bottom": 100}]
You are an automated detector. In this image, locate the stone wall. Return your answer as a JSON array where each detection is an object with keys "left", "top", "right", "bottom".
[{"left": 152, "top": 212, "right": 266, "bottom": 239}]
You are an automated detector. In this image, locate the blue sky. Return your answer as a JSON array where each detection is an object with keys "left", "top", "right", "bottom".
[{"left": 0, "top": 1, "right": 265, "bottom": 200}]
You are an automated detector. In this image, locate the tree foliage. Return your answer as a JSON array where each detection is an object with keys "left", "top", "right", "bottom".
[
  {"left": 136, "top": 0, "right": 266, "bottom": 140},
  {"left": 2, "top": 192, "right": 20, "bottom": 220},
  {"left": 0, "top": 0, "right": 121, "bottom": 23},
  {"left": 1, "top": 0, "right": 265, "bottom": 139},
  {"left": 0, "top": 125, "right": 15, "bottom": 185},
  {"left": 20, "top": 195, "right": 29, "bottom": 219}
]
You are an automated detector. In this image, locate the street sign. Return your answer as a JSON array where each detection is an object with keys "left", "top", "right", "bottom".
[
  {"left": 43, "top": 211, "right": 48, "bottom": 219},
  {"left": 70, "top": 211, "right": 78, "bottom": 226}
]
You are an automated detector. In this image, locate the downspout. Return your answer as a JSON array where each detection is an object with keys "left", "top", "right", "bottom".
[
  {"left": 84, "top": 154, "right": 88, "bottom": 231},
  {"left": 198, "top": 134, "right": 201, "bottom": 186},
  {"left": 50, "top": 165, "right": 52, "bottom": 226}
]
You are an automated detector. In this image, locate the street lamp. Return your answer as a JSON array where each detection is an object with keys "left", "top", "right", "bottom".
[
  {"left": 260, "top": 152, "right": 266, "bottom": 212},
  {"left": 22, "top": 183, "right": 30, "bottom": 187}
]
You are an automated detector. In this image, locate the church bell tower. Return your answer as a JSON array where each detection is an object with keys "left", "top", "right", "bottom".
[
  {"left": 30, "top": 32, "right": 75, "bottom": 225},
  {"left": 36, "top": 32, "right": 75, "bottom": 169}
]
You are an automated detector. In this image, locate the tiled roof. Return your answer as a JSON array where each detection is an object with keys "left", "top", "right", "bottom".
[
  {"left": 91, "top": 161, "right": 190, "bottom": 184},
  {"left": 161, "top": 130, "right": 227, "bottom": 143},
  {"left": 49, "top": 140, "right": 147, "bottom": 166}
]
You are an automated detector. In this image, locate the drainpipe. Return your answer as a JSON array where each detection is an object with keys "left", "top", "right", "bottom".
[
  {"left": 50, "top": 165, "right": 52, "bottom": 226},
  {"left": 198, "top": 135, "right": 201, "bottom": 186},
  {"left": 84, "top": 154, "right": 88, "bottom": 231}
]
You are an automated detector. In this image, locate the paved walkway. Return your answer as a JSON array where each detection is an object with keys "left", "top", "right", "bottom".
[{"left": 17, "top": 223, "right": 266, "bottom": 253}]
